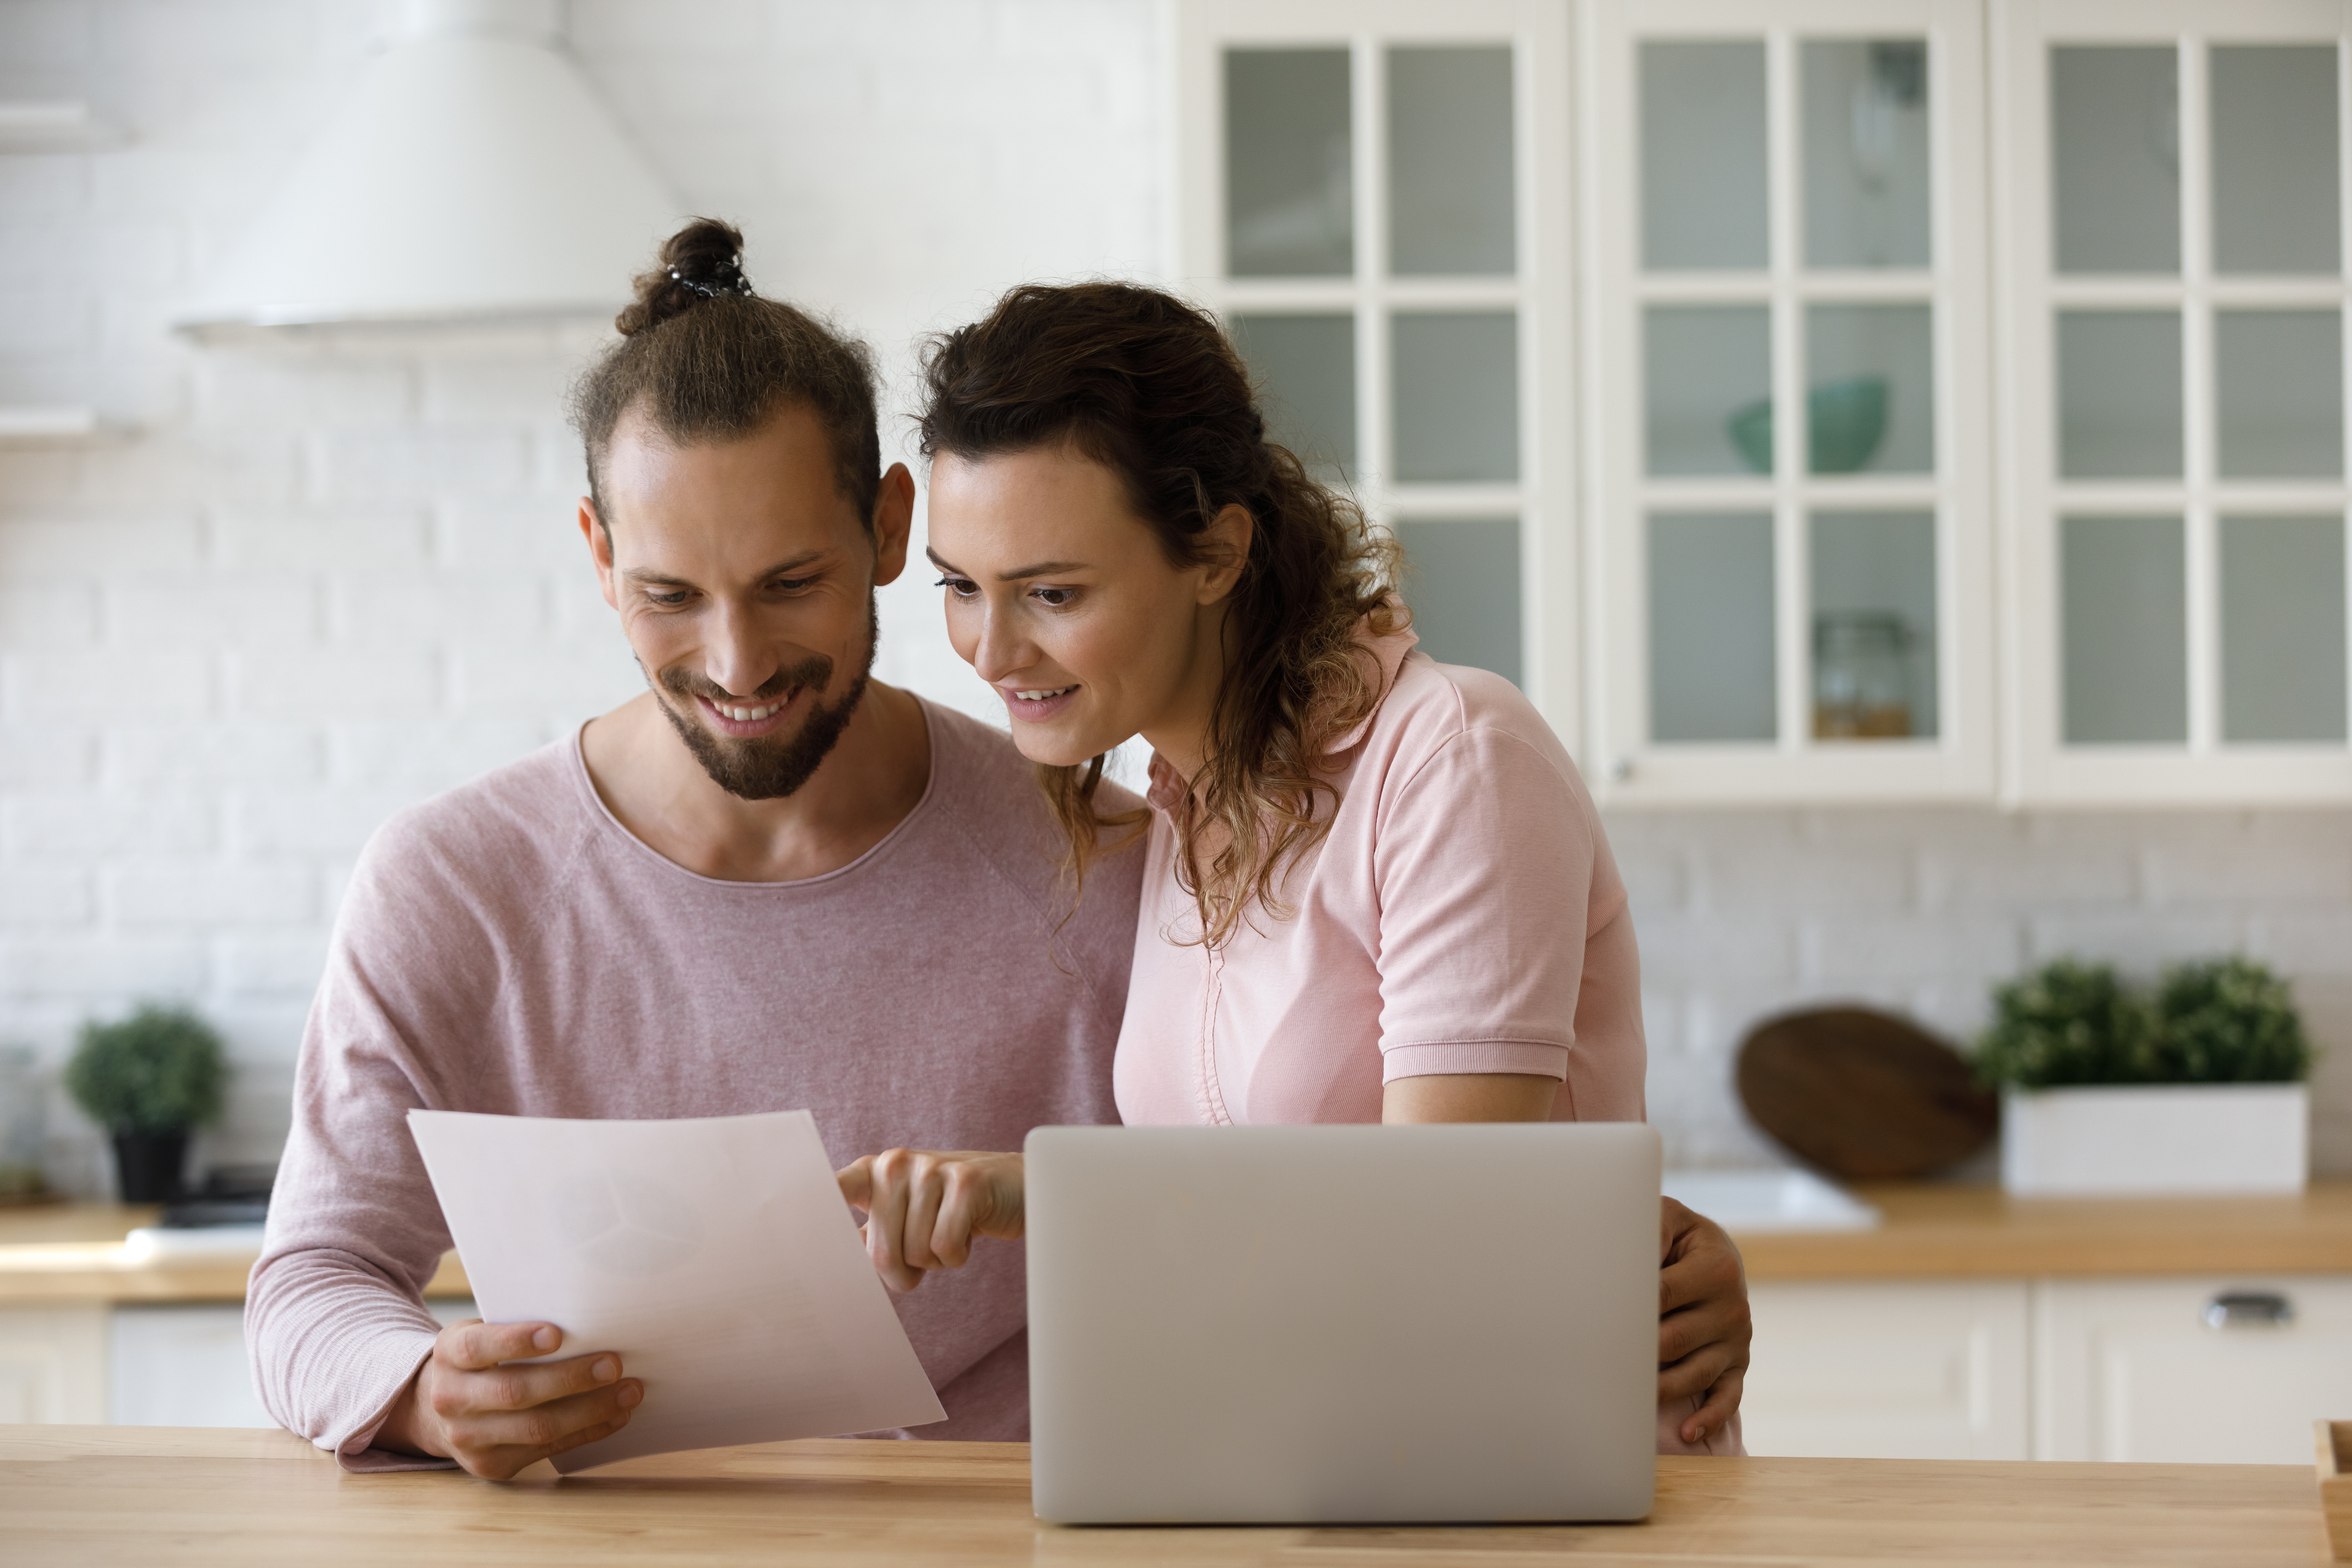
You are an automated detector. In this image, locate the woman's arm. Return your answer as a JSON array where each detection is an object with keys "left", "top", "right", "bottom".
[{"left": 1380, "top": 1072, "right": 1556, "bottom": 1123}]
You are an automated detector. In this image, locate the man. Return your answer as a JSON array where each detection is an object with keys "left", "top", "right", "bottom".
[
  {"left": 250, "top": 221, "right": 1751, "bottom": 1481},
  {"left": 248, "top": 226, "right": 1144, "bottom": 1477}
]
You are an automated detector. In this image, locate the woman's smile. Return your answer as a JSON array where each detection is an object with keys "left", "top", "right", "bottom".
[{"left": 998, "top": 681, "right": 1082, "bottom": 722}]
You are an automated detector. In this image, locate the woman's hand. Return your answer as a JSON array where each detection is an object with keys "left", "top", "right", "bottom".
[
  {"left": 835, "top": 1149, "right": 1026, "bottom": 1292},
  {"left": 1658, "top": 1197, "right": 1751, "bottom": 1446}
]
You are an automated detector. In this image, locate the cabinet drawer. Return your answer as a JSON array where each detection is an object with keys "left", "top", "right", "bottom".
[
  {"left": 2035, "top": 1276, "right": 2352, "bottom": 1464},
  {"left": 1744, "top": 1281, "right": 2030, "bottom": 1460}
]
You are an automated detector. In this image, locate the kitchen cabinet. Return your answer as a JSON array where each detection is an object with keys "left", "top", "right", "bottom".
[
  {"left": 0, "top": 1305, "right": 105, "bottom": 1424},
  {"left": 2033, "top": 1274, "right": 2352, "bottom": 1464},
  {"left": 1748, "top": 1275, "right": 2352, "bottom": 1462},
  {"left": 105, "top": 1297, "right": 478, "bottom": 1428},
  {"left": 1171, "top": 0, "right": 2352, "bottom": 804},
  {"left": 1743, "top": 1281, "right": 2030, "bottom": 1460},
  {"left": 1580, "top": 0, "right": 1999, "bottom": 803},
  {"left": 1172, "top": 0, "right": 1581, "bottom": 734},
  {"left": 1736, "top": 1184, "right": 2352, "bottom": 1462},
  {"left": 1995, "top": 0, "right": 2352, "bottom": 803}
]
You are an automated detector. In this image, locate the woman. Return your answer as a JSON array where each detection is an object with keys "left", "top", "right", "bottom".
[{"left": 840, "top": 281, "right": 1748, "bottom": 1452}]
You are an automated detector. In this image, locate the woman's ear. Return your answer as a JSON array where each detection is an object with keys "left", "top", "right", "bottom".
[{"left": 1196, "top": 503, "right": 1256, "bottom": 605}]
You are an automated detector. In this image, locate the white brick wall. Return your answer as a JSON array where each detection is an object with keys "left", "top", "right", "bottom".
[{"left": 1, "top": 0, "right": 2347, "bottom": 1194}]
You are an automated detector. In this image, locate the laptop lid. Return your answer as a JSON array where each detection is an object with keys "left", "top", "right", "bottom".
[{"left": 1025, "top": 1122, "right": 1659, "bottom": 1525}]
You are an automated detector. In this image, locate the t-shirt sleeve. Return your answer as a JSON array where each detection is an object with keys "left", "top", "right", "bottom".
[
  {"left": 244, "top": 818, "right": 480, "bottom": 1473},
  {"left": 1370, "top": 726, "right": 1598, "bottom": 1085}
]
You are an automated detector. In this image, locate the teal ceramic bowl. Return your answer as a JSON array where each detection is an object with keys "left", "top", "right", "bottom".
[{"left": 1726, "top": 376, "right": 1889, "bottom": 474}]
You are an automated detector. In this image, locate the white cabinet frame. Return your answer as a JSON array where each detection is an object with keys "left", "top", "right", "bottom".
[
  {"left": 1580, "top": 0, "right": 1998, "bottom": 805},
  {"left": 1994, "top": 0, "right": 2352, "bottom": 804},
  {"left": 1169, "top": 0, "right": 1583, "bottom": 747}
]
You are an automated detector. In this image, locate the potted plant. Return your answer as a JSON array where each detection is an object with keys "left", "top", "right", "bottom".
[
  {"left": 64, "top": 1004, "right": 228, "bottom": 1204},
  {"left": 1976, "top": 957, "right": 2311, "bottom": 1196}
]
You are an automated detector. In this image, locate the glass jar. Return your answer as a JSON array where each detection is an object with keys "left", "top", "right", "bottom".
[
  {"left": 1813, "top": 612, "right": 1913, "bottom": 738},
  {"left": 0, "top": 1047, "right": 47, "bottom": 1202}
]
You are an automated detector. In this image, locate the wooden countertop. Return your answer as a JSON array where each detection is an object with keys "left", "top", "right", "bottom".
[
  {"left": 11, "top": 1183, "right": 2352, "bottom": 1304},
  {"left": 1742, "top": 1181, "right": 2352, "bottom": 1282},
  {"left": 0, "top": 1427, "right": 2331, "bottom": 1566},
  {"left": 0, "top": 1205, "right": 470, "bottom": 1305}
]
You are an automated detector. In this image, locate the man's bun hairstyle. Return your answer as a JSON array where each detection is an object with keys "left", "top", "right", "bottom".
[{"left": 570, "top": 217, "right": 882, "bottom": 531}]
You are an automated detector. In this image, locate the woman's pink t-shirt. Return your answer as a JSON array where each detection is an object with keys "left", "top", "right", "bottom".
[{"left": 1113, "top": 624, "right": 1646, "bottom": 1127}]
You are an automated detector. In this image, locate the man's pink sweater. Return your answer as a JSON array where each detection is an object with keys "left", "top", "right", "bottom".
[{"left": 247, "top": 701, "right": 1141, "bottom": 1469}]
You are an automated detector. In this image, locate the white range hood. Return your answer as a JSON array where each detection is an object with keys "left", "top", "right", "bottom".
[{"left": 178, "top": 0, "right": 679, "bottom": 332}]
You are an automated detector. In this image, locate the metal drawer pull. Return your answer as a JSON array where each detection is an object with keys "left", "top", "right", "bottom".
[{"left": 2203, "top": 1292, "right": 2294, "bottom": 1330}]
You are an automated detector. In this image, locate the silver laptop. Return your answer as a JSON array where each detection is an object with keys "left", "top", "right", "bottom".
[{"left": 1025, "top": 1123, "right": 1659, "bottom": 1524}]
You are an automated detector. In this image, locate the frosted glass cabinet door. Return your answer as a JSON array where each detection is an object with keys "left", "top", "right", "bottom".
[
  {"left": 1806, "top": 304, "right": 1934, "bottom": 474},
  {"left": 2050, "top": 46, "right": 2179, "bottom": 275},
  {"left": 1226, "top": 49, "right": 1352, "bottom": 277},
  {"left": 1388, "top": 47, "right": 1514, "bottom": 276},
  {"left": 1640, "top": 41, "right": 1769, "bottom": 270},
  {"left": 2221, "top": 514, "right": 2349, "bottom": 743},
  {"left": 2056, "top": 311, "right": 2183, "bottom": 478},
  {"left": 1649, "top": 512, "right": 1777, "bottom": 743},
  {"left": 1802, "top": 39, "right": 1931, "bottom": 269},
  {"left": 1390, "top": 518, "right": 1522, "bottom": 686},
  {"left": 1812, "top": 511, "right": 1939, "bottom": 740},
  {"left": 2006, "top": 5, "right": 2352, "bottom": 802},
  {"left": 2210, "top": 44, "right": 2341, "bottom": 275},
  {"left": 1645, "top": 305, "right": 1772, "bottom": 476},
  {"left": 2214, "top": 309, "right": 2344, "bottom": 479},
  {"left": 1392, "top": 311, "right": 1519, "bottom": 482},
  {"left": 2061, "top": 514, "right": 2187, "bottom": 744},
  {"left": 1231, "top": 312, "right": 1357, "bottom": 478}
]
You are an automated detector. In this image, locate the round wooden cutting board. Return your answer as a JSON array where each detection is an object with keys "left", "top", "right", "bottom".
[{"left": 1735, "top": 1007, "right": 1998, "bottom": 1180}]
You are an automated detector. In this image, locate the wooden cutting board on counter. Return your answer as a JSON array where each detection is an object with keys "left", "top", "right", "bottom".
[{"left": 1736, "top": 1007, "right": 1997, "bottom": 1179}]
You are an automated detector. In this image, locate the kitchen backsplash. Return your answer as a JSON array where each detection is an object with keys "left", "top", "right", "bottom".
[{"left": 2, "top": 1, "right": 2347, "bottom": 1192}]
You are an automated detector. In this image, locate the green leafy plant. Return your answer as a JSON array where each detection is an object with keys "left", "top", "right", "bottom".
[
  {"left": 2149, "top": 957, "right": 2310, "bottom": 1084},
  {"left": 64, "top": 1004, "right": 227, "bottom": 1133},
  {"left": 1975, "top": 956, "right": 2310, "bottom": 1089},
  {"left": 1974, "top": 959, "right": 2155, "bottom": 1088}
]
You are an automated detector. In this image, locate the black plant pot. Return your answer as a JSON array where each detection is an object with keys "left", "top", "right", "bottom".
[{"left": 112, "top": 1129, "right": 189, "bottom": 1204}]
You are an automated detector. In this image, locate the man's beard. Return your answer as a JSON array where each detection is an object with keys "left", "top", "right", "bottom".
[{"left": 650, "top": 597, "right": 878, "bottom": 801}]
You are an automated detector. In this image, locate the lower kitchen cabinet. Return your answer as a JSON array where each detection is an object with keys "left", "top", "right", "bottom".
[
  {"left": 2033, "top": 1275, "right": 2352, "bottom": 1465},
  {"left": 0, "top": 1306, "right": 106, "bottom": 1424},
  {"left": 1748, "top": 1274, "right": 2352, "bottom": 1463},
  {"left": 2, "top": 1298, "right": 479, "bottom": 1429},
  {"left": 1742, "top": 1281, "right": 2032, "bottom": 1460},
  {"left": 110, "top": 1304, "right": 272, "bottom": 1427}
]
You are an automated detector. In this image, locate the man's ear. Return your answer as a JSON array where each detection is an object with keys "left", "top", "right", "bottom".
[
  {"left": 868, "top": 462, "right": 917, "bottom": 588},
  {"left": 581, "top": 499, "right": 619, "bottom": 610},
  {"left": 1196, "top": 502, "right": 1255, "bottom": 605}
]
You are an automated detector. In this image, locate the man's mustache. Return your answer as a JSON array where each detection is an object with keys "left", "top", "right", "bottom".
[{"left": 660, "top": 655, "right": 834, "bottom": 708}]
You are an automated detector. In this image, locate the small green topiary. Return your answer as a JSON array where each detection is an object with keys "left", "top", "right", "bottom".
[
  {"left": 64, "top": 1004, "right": 228, "bottom": 1133},
  {"left": 1974, "top": 959, "right": 2156, "bottom": 1088},
  {"left": 1975, "top": 956, "right": 2310, "bottom": 1089},
  {"left": 2149, "top": 956, "right": 2310, "bottom": 1084}
]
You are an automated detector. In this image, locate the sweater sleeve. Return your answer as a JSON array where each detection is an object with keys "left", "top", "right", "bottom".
[{"left": 244, "top": 819, "right": 484, "bottom": 1472}]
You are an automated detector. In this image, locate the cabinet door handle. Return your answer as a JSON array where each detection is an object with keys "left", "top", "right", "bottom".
[{"left": 2203, "top": 1291, "right": 2294, "bottom": 1330}]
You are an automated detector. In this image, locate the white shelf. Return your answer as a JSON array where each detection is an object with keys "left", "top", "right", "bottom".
[
  {"left": 0, "top": 103, "right": 126, "bottom": 153},
  {"left": 0, "top": 408, "right": 106, "bottom": 443}
]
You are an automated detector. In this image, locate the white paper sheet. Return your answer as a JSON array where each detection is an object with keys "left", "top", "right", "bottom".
[{"left": 406, "top": 1108, "right": 946, "bottom": 1471}]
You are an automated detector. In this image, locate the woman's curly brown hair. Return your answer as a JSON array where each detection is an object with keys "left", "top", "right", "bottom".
[{"left": 918, "top": 282, "right": 1405, "bottom": 948}]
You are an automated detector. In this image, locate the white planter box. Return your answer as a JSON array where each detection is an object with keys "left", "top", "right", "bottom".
[{"left": 2001, "top": 1084, "right": 2309, "bottom": 1196}]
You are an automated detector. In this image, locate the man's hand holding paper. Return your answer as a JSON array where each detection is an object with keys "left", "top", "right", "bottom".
[
  {"left": 376, "top": 1320, "right": 642, "bottom": 1479},
  {"left": 406, "top": 1108, "right": 946, "bottom": 1475}
]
